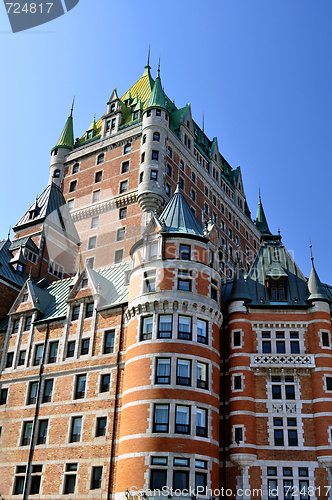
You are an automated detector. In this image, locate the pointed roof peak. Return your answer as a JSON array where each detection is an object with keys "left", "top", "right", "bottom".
[
  {"left": 147, "top": 67, "right": 166, "bottom": 109},
  {"left": 52, "top": 105, "right": 74, "bottom": 152},
  {"left": 229, "top": 267, "right": 252, "bottom": 303},
  {"left": 145, "top": 44, "right": 151, "bottom": 69},
  {"left": 256, "top": 191, "right": 271, "bottom": 235},
  {"left": 159, "top": 187, "right": 203, "bottom": 237},
  {"left": 157, "top": 56, "right": 161, "bottom": 78},
  {"left": 307, "top": 259, "right": 330, "bottom": 303},
  {"left": 70, "top": 96, "right": 75, "bottom": 117}
]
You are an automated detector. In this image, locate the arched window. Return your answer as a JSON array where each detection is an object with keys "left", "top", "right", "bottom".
[
  {"left": 97, "top": 154, "right": 104, "bottom": 165},
  {"left": 53, "top": 169, "right": 60, "bottom": 178}
]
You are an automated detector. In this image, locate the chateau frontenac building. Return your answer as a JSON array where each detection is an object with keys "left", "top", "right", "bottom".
[{"left": 0, "top": 57, "right": 331, "bottom": 500}]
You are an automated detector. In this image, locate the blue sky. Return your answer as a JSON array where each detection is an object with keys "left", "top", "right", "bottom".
[{"left": 1, "top": 0, "right": 332, "bottom": 282}]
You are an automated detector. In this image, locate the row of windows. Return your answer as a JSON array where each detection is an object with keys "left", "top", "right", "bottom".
[
  {"left": 5, "top": 330, "right": 115, "bottom": 371},
  {"left": 13, "top": 463, "right": 103, "bottom": 495},
  {"left": 69, "top": 178, "right": 129, "bottom": 196},
  {"left": 267, "top": 467, "right": 310, "bottom": 500},
  {"left": 88, "top": 224, "right": 126, "bottom": 249},
  {"left": 153, "top": 404, "right": 208, "bottom": 437},
  {"left": 150, "top": 457, "right": 207, "bottom": 492},
  {"left": 0, "top": 371, "right": 112, "bottom": 406},
  {"left": 155, "top": 357, "right": 209, "bottom": 390},
  {"left": 140, "top": 314, "right": 209, "bottom": 344}
]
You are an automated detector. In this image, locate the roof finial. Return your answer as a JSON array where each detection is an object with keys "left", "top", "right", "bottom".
[
  {"left": 259, "top": 184, "right": 261, "bottom": 201},
  {"left": 202, "top": 111, "right": 205, "bottom": 133},
  {"left": 70, "top": 96, "right": 75, "bottom": 116},
  {"left": 278, "top": 227, "right": 281, "bottom": 236},
  {"left": 146, "top": 44, "right": 151, "bottom": 68},
  {"left": 309, "top": 237, "right": 314, "bottom": 263},
  {"left": 157, "top": 55, "right": 161, "bottom": 77},
  {"left": 7, "top": 226, "right": 11, "bottom": 240}
]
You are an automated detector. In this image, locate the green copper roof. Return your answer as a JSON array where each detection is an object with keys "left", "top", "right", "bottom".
[
  {"left": 307, "top": 260, "right": 330, "bottom": 303},
  {"left": 52, "top": 109, "right": 74, "bottom": 151},
  {"left": 256, "top": 194, "right": 271, "bottom": 235},
  {"left": 147, "top": 68, "right": 166, "bottom": 109},
  {"left": 87, "top": 116, "right": 97, "bottom": 132},
  {"left": 159, "top": 185, "right": 204, "bottom": 236},
  {"left": 121, "top": 65, "right": 155, "bottom": 109}
]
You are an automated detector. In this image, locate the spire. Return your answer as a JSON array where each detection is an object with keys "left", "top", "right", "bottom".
[
  {"left": 52, "top": 105, "right": 74, "bottom": 152},
  {"left": 202, "top": 111, "right": 205, "bottom": 133},
  {"left": 307, "top": 244, "right": 330, "bottom": 303},
  {"left": 255, "top": 191, "right": 271, "bottom": 235},
  {"left": 229, "top": 267, "right": 252, "bottom": 303},
  {"left": 147, "top": 63, "right": 166, "bottom": 109},
  {"left": 146, "top": 45, "right": 151, "bottom": 69}
]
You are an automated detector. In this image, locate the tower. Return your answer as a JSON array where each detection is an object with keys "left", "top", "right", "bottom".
[{"left": 49, "top": 102, "right": 74, "bottom": 187}]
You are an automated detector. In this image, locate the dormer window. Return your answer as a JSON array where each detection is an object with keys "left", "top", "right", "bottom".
[
  {"left": 269, "top": 281, "right": 287, "bottom": 301},
  {"left": 110, "top": 103, "right": 115, "bottom": 113},
  {"left": 87, "top": 130, "right": 93, "bottom": 140}
]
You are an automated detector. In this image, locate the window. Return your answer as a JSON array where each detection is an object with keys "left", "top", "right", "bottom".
[
  {"left": 91, "top": 466, "right": 103, "bottom": 490},
  {"left": 120, "top": 180, "right": 128, "bottom": 193},
  {"left": 211, "top": 278, "right": 218, "bottom": 301},
  {"left": 33, "top": 344, "right": 44, "bottom": 366},
  {"left": 151, "top": 170, "right": 158, "bottom": 180},
  {"left": 153, "top": 404, "right": 169, "bottom": 432},
  {"left": 156, "top": 358, "right": 171, "bottom": 384},
  {"left": 92, "top": 190, "right": 100, "bottom": 203},
  {"left": 139, "top": 172, "right": 144, "bottom": 183},
  {"left": 94, "top": 171, "right": 102, "bottom": 184},
  {"left": 175, "top": 405, "right": 190, "bottom": 434},
  {"left": 96, "top": 417, "right": 107, "bottom": 437},
  {"left": 86, "top": 257, "right": 94, "bottom": 269},
  {"left": 166, "top": 164, "right": 172, "bottom": 177},
  {"left": 72, "top": 305, "right": 80, "bottom": 321},
  {"left": 177, "top": 359, "right": 191, "bottom": 386},
  {"left": 153, "top": 132, "right": 160, "bottom": 141},
  {"left": 27, "top": 382, "right": 38, "bottom": 405},
  {"left": 18, "top": 350, "right": 26, "bottom": 366},
  {"left": 37, "top": 420, "right": 48, "bottom": 445},
  {"left": 6, "top": 352, "right": 14, "bottom": 368},
  {"left": 141, "top": 152, "right": 145, "bottom": 163},
  {"left": 124, "top": 143, "right": 131, "bottom": 154},
  {"left": 197, "top": 362, "right": 208, "bottom": 389},
  {"left": 106, "top": 119, "right": 111, "bottom": 131},
  {"left": 233, "top": 331, "right": 242, "bottom": 347},
  {"left": 173, "top": 470, "right": 189, "bottom": 491},
  {"left": 103, "top": 330, "right": 115, "bottom": 353},
  {"left": 326, "top": 376, "right": 332, "bottom": 391},
  {"left": 21, "top": 421, "right": 33, "bottom": 446},
  {"left": 81, "top": 338, "right": 90, "bottom": 355},
  {"left": 0, "top": 388, "right": 8, "bottom": 405},
  {"left": 180, "top": 244, "right": 190, "bottom": 260},
  {"left": 178, "top": 315, "right": 192, "bottom": 340},
  {"left": 88, "top": 236, "right": 97, "bottom": 250},
  {"left": 272, "top": 375, "right": 295, "bottom": 400},
  {"left": 85, "top": 302, "right": 94, "bottom": 319},
  {"left": 143, "top": 270, "right": 156, "bottom": 292},
  {"left": 322, "top": 331, "right": 331, "bottom": 347},
  {"left": 75, "top": 375, "right": 86, "bottom": 399},
  {"left": 152, "top": 150, "right": 159, "bottom": 161},
  {"left": 110, "top": 103, "right": 115, "bottom": 112},
  {"left": 100, "top": 374, "right": 110, "bottom": 393},
  {"left": 179, "top": 177, "right": 184, "bottom": 189},
  {"left": 204, "top": 203, "right": 209, "bottom": 215},
  {"left": 111, "top": 118, "right": 116, "bottom": 128},
  {"left": 150, "top": 468, "right": 167, "bottom": 490},
  {"left": 233, "top": 374, "right": 242, "bottom": 390},
  {"left": 197, "top": 319, "right": 208, "bottom": 344},
  {"left": 13, "top": 319, "right": 20, "bottom": 334},
  {"left": 69, "top": 180, "right": 77, "bottom": 192},
  {"left": 72, "top": 163, "right": 79, "bottom": 174},
  {"left": 30, "top": 465, "right": 42, "bottom": 495},
  {"left": 114, "top": 249, "right": 124, "bottom": 263},
  {"left": 234, "top": 427, "right": 243, "bottom": 444},
  {"left": 196, "top": 408, "right": 207, "bottom": 437},
  {"left": 165, "top": 183, "right": 171, "bottom": 197},
  {"left": 48, "top": 341, "right": 58, "bottom": 364},
  {"left": 156, "top": 109, "right": 161, "bottom": 116},
  {"left": 178, "top": 271, "right": 192, "bottom": 292},
  {"left": 121, "top": 160, "right": 129, "bottom": 173},
  {"left": 42, "top": 379, "right": 53, "bottom": 403},
  {"left": 13, "top": 466, "right": 26, "bottom": 495},
  {"left": 141, "top": 316, "right": 153, "bottom": 340},
  {"left": 167, "top": 146, "right": 172, "bottom": 158},
  {"left": 117, "top": 228, "right": 125, "bottom": 241},
  {"left": 64, "top": 463, "right": 77, "bottom": 494},
  {"left": 70, "top": 417, "right": 82, "bottom": 442},
  {"left": 67, "top": 340, "right": 76, "bottom": 358},
  {"left": 158, "top": 314, "right": 172, "bottom": 338},
  {"left": 192, "top": 172, "right": 196, "bottom": 183},
  {"left": 142, "top": 134, "right": 146, "bottom": 144},
  {"left": 119, "top": 207, "right": 127, "bottom": 219},
  {"left": 24, "top": 316, "right": 32, "bottom": 331},
  {"left": 191, "top": 189, "right": 196, "bottom": 202}
]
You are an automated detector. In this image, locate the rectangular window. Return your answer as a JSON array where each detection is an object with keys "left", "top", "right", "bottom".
[
  {"left": 196, "top": 408, "right": 207, "bottom": 437},
  {"left": 141, "top": 316, "right": 153, "bottom": 340},
  {"left": 175, "top": 405, "right": 190, "bottom": 434},
  {"left": 211, "top": 279, "right": 218, "bottom": 301},
  {"left": 143, "top": 271, "right": 156, "bottom": 292},
  {"left": 88, "top": 236, "right": 97, "bottom": 249},
  {"left": 48, "top": 341, "right": 58, "bottom": 364},
  {"left": 156, "top": 358, "right": 171, "bottom": 384},
  {"left": 72, "top": 306, "right": 80, "bottom": 321},
  {"left": 100, "top": 374, "right": 110, "bottom": 393},
  {"left": 24, "top": 316, "right": 32, "bottom": 331},
  {"left": 233, "top": 331, "right": 241, "bottom": 347},
  {"left": 178, "top": 278, "right": 191, "bottom": 291},
  {"left": 150, "top": 469, "right": 167, "bottom": 490},
  {"left": 120, "top": 180, "right": 128, "bottom": 193},
  {"left": 180, "top": 244, "right": 191, "bottom": 260},
  {"left": 119, "top": 207, "right": 127, "bottom": 219},
  {"left": 21, "top": 421, "right": 33, "bottom": 446},
  {"left": 37, "top": 420, "right": 48, "bottom": 445},
  {"left": 153, "top": 404, "right": 169, "bottom": 432},
  {"left": 92, "top": 190, "right": 100, "bottom": 203},
  {"left": 233, "top": 375, "right": 242, "bottom": 390},
  {"left": 286, "top": 384, "right": 295, "bottom": 400},
  {"left": 95, "top": 171, "right": 102, "bottom": 183},
  {"left": 33, "top": 344, "right": 44, "bottom": 365},
  {"left": 64, "top": 464, "right": 77, "bottom": 494},
  {"left": 166, "top": 164, "right": 172, "bottom": 177},
  {"left": 91, "top": 466, "right": 103, "bottom": 490},
  {"left": 197, "top": 319, "right": 208, "bottom": 344},
  {"left": 80, "top": 338, "right": 90, "bottom": 355},
  {"left": 151, "top": 170, "right": 158, "bottom": 180},
  {"left": 272, "top": 384, "right": 282, "bottom": 399},
  {"left": 70, "top": 417, "right": 82, "bottom": 442},
  {"left": 85, "top": 302, "right": 94, "bottom": 318},
  {"left": 178, "top": 315, "right": 192, "bottom": 340},
  {"left": 322, "top": 331, "right": 330, "bottom": 347},
  {"left": 197, "top": 362, "right": 208, "bottom": 389},
  {"left": 0, "top": 388, "right": 8, "bottom": 405},
  {"left": 6, "top": 352, "right": 14, "bottom": 368},
  {"left": 42, "top": 379, "right": 53, "bottom": 403},
  {"left": 177, "top": 359, "right": 191, "bottom": 386},
  {"left": 327, "top": 377, "right": 332, "bottom": 391},
  {"left": 30, "top": 465, "right": 42, "bottom": 495},
  {"left": 195, "top": 472, "right": 207, "bottom": 490},
  {"left": 27, "top": 382, "right": 38, "bottom": 405},
  {"left": 75, "top": 375, "right": 86, "bottom": 399},
  {"left": 69, "top": 180, "right": 77, "bottom": 192},
  {"left": 173, "top": 471, "right": 189, "bottom": 491},
  {"left": 13, "top": 466, "right": 27, "bottom": 495},
  {"left": 158, "top": 314, "right": 172, "bottom": 338},
  {"left": 18, "top": 350, "right": 26, "bottom": 366},
  {"left": 288, "top": 429, "right": 298, "bottom": 446},
  {"left": 234, "top": 427, "right": 243, "bottom": 443},
  {"left": 96, "top": 416, "right": 107, "bottom": 437},
  {"left": 121, "top": 161, "right": 129, "bottom": 173},
  {"left": 152, "top": 150, "right": 159, "bottom": 161},
  {"left": 67, "top": 340, "right": 76, "bottom": 358},
  {"left": 114, "top": 249, "right": 124, "bottom": 263},
  {"left": 117, "top": 228, "right": 125, "bottom": 241},
  {"left": 165, "top": 183, "right": 171, "bottom": 197},
  {"left": 104, "top": 330, "right": 115, "bottom": 354},
  {"left": 274, "top": 429, "right": 284, "bottom": 446}
]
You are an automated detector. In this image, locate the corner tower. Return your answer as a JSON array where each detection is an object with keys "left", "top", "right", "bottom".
[{"left": 49, "top": 102, "right": 74, "bottom": 186}]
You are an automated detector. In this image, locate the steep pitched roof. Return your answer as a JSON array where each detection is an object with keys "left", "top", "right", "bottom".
[
  {"left": 147, "top": 67, "right": 166, "bottom": 109},
  {"left": 159, "top": 185, "right": 204, "bottom": 237},
  {"left": 0, "top": 239, "right": 25, "bottom": 288},
  {"left": 229, "top": 268, "right": 251, "bottom": 303},
  {"left": 255, "top": 193, "right": 271, "bottom": 235},
  {"left": 307, "top": 260, "right": 330, "bottom": 303},
  {"left": 52, "top": 109, "right": 74, "bottom": 152},
  {"left": 10, "top": 236, "right": 39, "bottom": 253}
]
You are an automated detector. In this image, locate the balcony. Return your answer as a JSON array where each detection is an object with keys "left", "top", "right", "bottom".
[{"left": 250, "top": 353, "right": 315, "bottom": 371}]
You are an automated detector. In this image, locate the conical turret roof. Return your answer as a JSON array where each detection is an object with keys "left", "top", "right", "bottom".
[
  {"left": 307, "top": 259, "right": 330, "bottom": 303},
  {"left": 52, "top": 107, "right": 74, "bottom": 152},
  {"left": 147, "top": 66, "right": 166, "bottom": 109},
  {"left": 256, "top": 193, "right": 271, "bottom": 235},
  {"left": 229, "top": 267, "right": 252, "bottom": 302},
  {"left": 159, "top": 185, "right": 203, "bottom": 237}
]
